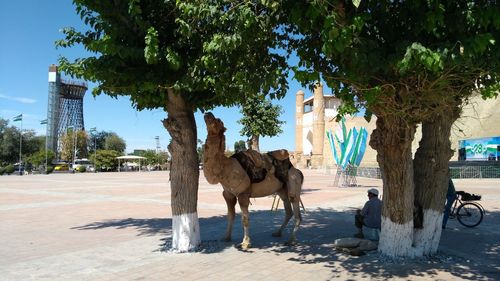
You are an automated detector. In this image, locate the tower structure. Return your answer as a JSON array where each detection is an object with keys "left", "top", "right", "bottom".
[
  {"left": 46, "top": 65, "right": 87, "bottom": 155},
  {"left": 155, "top": 136, "right": 160, "bottom": 153},
  {"left": 311, "top": 83, "right": 325, "bottom": 167},
  {"left": 294, "top": 83, "right": 342, "bottom": 168},
  {"left": 295, "top": 90, "right": 304, "bottom": 160}
]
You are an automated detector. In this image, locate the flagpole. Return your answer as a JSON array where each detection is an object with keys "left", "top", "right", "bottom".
[
  {"left": 19, "top": 118, "right": 23, "bottom": 176},
  {"left": 44, "top": 120, "right": 48, "bottom": 172},
  {"left": 45, "top": 131, "right": 48, "bottom": 172}
]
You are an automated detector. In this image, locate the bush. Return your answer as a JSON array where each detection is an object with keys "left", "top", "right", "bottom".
[
  {"left": 76, "top": 166, "right": 86, "bottom": 173},
  {"left": 46, "top": 166, "right": 54, "bottom": 174},
  {"left": 0, "top": 167, "right": 5, "bottom": 175},
  {"left": 5, "top": 165, "right": 15, "bottom": 175}
]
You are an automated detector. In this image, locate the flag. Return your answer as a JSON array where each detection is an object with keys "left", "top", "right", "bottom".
[
  {"left": 40, "top": 119, "right": 48, "bottom": 125},
  {"left": 13, "top": 114, "right": 22, "bottom": 122}
]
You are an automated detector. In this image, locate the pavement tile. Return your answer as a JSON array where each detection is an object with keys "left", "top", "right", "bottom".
[{"left": 1, "top": 171, "right": 499, "bottom": 280}]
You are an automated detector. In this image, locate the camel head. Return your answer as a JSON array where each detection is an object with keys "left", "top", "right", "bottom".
[
  {"left": 204, "top": 112, "right": 226, "bottom": 136},
  {"left": 203, "top": 112, "right": 227, "bottom": 184}
]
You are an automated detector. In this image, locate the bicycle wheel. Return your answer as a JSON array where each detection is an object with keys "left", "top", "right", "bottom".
[{"left": 456, "top": 202, "right": 484, "bottom": 227}]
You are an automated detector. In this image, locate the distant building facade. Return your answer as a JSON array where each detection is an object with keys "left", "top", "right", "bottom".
[{"left": 294, "top": 84, "right": 500, "bottom": 169}]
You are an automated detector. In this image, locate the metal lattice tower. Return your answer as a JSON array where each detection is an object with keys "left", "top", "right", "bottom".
[
  {"left": 155, "top": 136, "right": 160, "bottom": 154},
  {"left": 46, "top": 65, "right": 87, "bottom": 156}
]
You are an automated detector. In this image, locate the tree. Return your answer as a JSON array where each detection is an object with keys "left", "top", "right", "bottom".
[
  {"left": 0, "top": 118, "right": 18, "bottom": 165},
  {"left": 57, "top": 0, "right": 288, "bottom": 252},
  {"left": 234, "top": 140, "right": 246, "bottom": 153},
  {"left": 0, "top": 118, "right": 41, "bottom": 165},
  {"left": 104, "top": 133, "right": 126, "bottom": 153},
  {"left": 285, "top": 0, "right": 499, "bottom": 257},
  {"left": 27, "top": 150, "right": 56, "bottom": 169},
  {"left": 88, "top": 130, "right": 111, "bottom": 153},
  {"left": 59, "top": 130, "right": 89, "bottom": 162},
  {"left": 238, "top": 94, "right": 285, "bottom": 151},
  {"left": 90, "top": 149, "right": 120, "bottom": 171},
  {"left": 197, "top": 139, "right": 204, "bottom": 164},
  {"left": 135, "top": 149, "right": 169, "bottom": 166}
]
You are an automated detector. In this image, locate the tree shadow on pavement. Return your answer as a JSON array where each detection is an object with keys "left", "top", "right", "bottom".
[
  {"left": 72, "top": 218, "right": 173, "bottom": 236},
  {"left": 72, "top": 208, "right": 499, "bottom": 280}
]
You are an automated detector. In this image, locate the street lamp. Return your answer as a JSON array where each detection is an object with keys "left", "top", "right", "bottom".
[
  {"left": 90, "top": 127, "right": 97, "bottom": 172},
  {"left": 40, "top": 119, "right": 48, "bottom": 172},
  {"left": 155, "top": 136, "right": 160, "bottom": 170},
  {"left": 67, "top": 125, "right": 77, "bottom": 169}
]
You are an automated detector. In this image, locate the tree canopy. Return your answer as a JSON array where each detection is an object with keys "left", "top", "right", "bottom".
[
  {"left": 285, "top": 0, "right": 499, "bottom": 120},
  {"left": 238, "top": 94, "right": 285, "bottom": 151},
  {"left": 57, "top": 0, "right": 289, "bottom": 111},
  {"left": 59, "top": 130, "right": 89, "bottom": 162},
  {"left": 0, "top": 118, "right": 42, "bottom": 165},
  {"left": 104, "top": 133, "right": 126, "bottom": 153},
  {"left": 234, "top": 140, "right": 246, "bottom": 153}
]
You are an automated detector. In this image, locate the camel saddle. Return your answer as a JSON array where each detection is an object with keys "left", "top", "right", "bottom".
[{"left": 231, "top": 149, "right": 292, "bottom": 184}]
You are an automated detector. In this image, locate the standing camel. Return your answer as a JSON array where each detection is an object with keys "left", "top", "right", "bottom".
[{"left": 203, "top": 112, "right": 303, "bottom": 249}]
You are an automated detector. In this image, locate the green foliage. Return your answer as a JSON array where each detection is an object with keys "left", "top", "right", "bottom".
[
  {"left": 104, "top": 133, "right": 126, "bottom": 153},
  {"left": 5, "top": 164, "right": 14, "bottom": 175},
  {"left": 238, "top": 94, "right": 285, "bottom": 148},
  {"left": 286, "top": 0, "right": 500, "bottom": 120},
  {"left": 46, "top": 166, "right": 54, "bottom": 174},
  {"left": 27, "top": 150, "right": 55, "bottom": 168},
  {"left": 144, "top": 27, "right": 159, "bottom": 64},
  {"left": 234, "top": 140, "right": 246, "bottom": 153},
  {"left": 0, "top": 118, "right": 42, "bottom": 164},
  {"left": 57, "top": 0, "right": 289, "bottom": 111},
  {"left": 88, "top": 130, "right": 112, "bottom": 153},
  {"left": 134, "top": 149, "right": 169, "bottom": 166},
  {"left": 59, "top": 130, "right": 89, "bottom": 162},
  {"left": 76, "top": 166, "right": 87, "bottom": 173},
  {"left": 398, "top": 43, "right": 445, "bottom": 75},
  {"left": 90, "top": 150, "right": 120, "bottom": 171},
  {"left": 0, "top": 167, "right": 5, "bottom": 175},
  {"left": 197, "top": 139, "right": 204, "bottom": 163}
]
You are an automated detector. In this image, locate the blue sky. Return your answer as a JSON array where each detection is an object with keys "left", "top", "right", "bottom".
[{"left": 0, "top": 1, "right": 319, "bottom": 153}]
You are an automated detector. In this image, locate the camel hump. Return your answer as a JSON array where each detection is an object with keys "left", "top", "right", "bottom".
[
  {"left": 231, "top": 150, "right": 271, "bottom": 183},
  {"left": 268, "top": 149, "right": 289, "bottom": 161}
]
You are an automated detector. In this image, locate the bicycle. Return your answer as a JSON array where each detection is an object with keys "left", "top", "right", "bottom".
[{"left": 449, "top": 191, "right": 485, "bottom": 227}]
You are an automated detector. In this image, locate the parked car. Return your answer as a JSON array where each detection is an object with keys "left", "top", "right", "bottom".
[
  {"left": 54, "top": 163, "right": 70, "bottom": 171},
  {"left": 14, "top": 163, "right": 25, "bottom": 175},
  {"left": 73, "top": 159, "right": 94, "bottom": 172},
  {"left": 14, "top": 163, "right": 25, "bottom": 174}
]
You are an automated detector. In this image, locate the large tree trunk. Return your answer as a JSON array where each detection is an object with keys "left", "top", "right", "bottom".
[
  {"left": 413, "top": 107, "right": 460, "bottom": 256},
  {"left": 163, "top": 89, "right": 200, "bottom": 252},
  {"left": 250, "top": 134, "right": 260, "bottom": 152},
  {"left": 370, "top": 115, "right": 417, "bottom": 257}
]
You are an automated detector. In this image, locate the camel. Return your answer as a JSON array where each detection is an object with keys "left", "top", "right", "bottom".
[{"left": 203, "top": 112, "right": 304, "bottom": 249}]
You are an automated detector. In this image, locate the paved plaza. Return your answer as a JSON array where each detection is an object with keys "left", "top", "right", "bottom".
[{"left": 0, "top": 170, "right": 499, "bottom": 280}]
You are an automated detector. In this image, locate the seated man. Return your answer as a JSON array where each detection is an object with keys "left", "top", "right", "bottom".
[{"left": 355, "top": 188, "right": 382, "bottom": 240}]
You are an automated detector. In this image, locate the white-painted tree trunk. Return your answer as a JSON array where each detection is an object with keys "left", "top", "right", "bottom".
[
  {"left": 163, "top": 91, "right": 200, "bottom": 253},
  {"left": 413, "top": 209, "right": 442, "bottom": 256},
  {"left": 172, "top": 212, "right": 201, "bottom": 252},
  {"left": 378, "top": 216, "right": 414, "bottom": 258}
]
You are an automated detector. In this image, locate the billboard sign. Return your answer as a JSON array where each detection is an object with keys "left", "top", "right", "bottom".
[{"left": 458, "top": 136, "right": 500, "bottom": 161}]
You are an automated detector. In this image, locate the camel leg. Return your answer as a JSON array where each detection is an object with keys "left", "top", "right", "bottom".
[
  {"left": 222, "top": 190, "right": 237, "bottom": 242},
  {"left": 237, "top": 194, "right": 251, "bottom": 249},
  {"left": 286, "top": 167, "right": 303, "bottom": 245},
  {"left": 286, "top": 195, "right": 302, "bottom": 245},
  {"left": 272, "top": 188, "right": 293, "bottom": 237}
]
